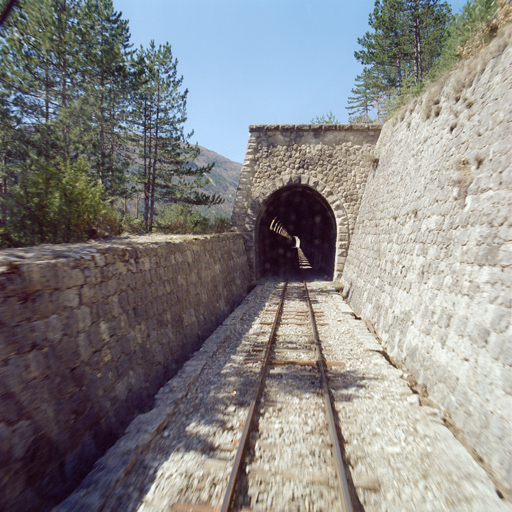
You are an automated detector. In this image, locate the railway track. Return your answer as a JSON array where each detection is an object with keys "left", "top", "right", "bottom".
[
  {"left": 219, "top": 279, "right": 353, "bottom": 512},
  {"left": 56, "top": 278, "right": 359, "bottom": 512}
]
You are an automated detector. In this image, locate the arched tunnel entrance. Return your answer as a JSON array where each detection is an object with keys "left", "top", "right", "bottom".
[{"left": 256, "top": 185, "right": 337, "bottom": 280}]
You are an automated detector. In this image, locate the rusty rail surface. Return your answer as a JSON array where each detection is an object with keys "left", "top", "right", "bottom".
[{"left": 304, "top": 281, "right": 354, "bottom": 512}]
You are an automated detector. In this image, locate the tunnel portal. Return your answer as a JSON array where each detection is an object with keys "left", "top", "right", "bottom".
[{"left": 256, "top": 186, "right": 336, "bottom": 279}]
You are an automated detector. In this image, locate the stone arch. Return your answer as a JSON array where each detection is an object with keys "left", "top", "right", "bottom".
[{"left": 250, "top": 174, "right": 350, "bottom": 280}]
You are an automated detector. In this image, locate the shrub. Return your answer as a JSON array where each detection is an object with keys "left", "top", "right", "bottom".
[
  {"left": 93, "top": 207, "right": 122, "bottom": 237},
  {"left": 428, "top": 0, "right": 510, "bottom": 82},
  {"left": 154, "top": 203, "right": 230, "bottom": 234},
  {"left": 0, "top": 158, "right": 105, "bottom": 247},
  {"left": 121, "top": 213, "right": 146, "bottom": 234}
]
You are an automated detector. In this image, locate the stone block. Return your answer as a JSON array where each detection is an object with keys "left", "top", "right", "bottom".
[
  {"left": 61, "top": 288, "right": 80, "bottom": 309},
  {"left": 77, "top": 331, "right": 93, "bottom": 360},
  {"left": 24, "top": 350, "right": 48, "bottom": 381},
  {"left": 468, "top": 323, "right": 491, "bottom": 348}
]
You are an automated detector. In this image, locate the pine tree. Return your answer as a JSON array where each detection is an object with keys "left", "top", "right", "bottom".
[
  {"left": 346, "top": 66, "right": 393, "bottom": 123},
  {"left": 0, "top": 0, "right": 137, "bottom": 195},
  {"left": 346, "top": 68, "right": 376, "bottom": 123},
  {"left": 350, "top": 0, "right": 453, "bottom": 117},
  {"left": 0, "top": 0, "right": 223, "bottom": 242},
  {"left": 0, "top": 0, "right": 84, "bottom": 163},
  {"left": 355, "top": 0, "right": 412, "bottom": 90},
  {"left": 131, "top": 41, "right": 222, "bottom": 232},
  {"left": 77, "top": 0, "right": 133, "bottom": 198},
  {"left": 0, "top": 0, "right": 138, "bottom": 244},
  {"left": 405, "top": 0, "right": 452, "bottom": 83},
  {"left": 0, "top": 85, "right": 16, "bottom": 226}
]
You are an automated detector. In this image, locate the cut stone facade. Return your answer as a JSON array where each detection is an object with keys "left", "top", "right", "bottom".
[{"left": 231, "top": 124, "right": 381, "bottom": 280}]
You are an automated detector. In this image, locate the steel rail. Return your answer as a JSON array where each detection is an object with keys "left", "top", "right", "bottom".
[
  {"left": 220, "top": 280, "right": 288, "bottom": 512},
  {"left": 303, "top": 281, "right": 354, "bottom": 512}
]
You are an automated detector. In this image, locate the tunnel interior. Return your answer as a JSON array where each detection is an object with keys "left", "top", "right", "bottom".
[{"left": 256, "top": 185, "right": 337, "bottom": 280}]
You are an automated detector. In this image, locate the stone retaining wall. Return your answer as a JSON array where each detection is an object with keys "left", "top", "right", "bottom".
[
  {"left": 341, "top": 32, "right": 512, "bottom": 497},
  {"left": 0, "top": 234, "right": 250, "bottom": 511}
]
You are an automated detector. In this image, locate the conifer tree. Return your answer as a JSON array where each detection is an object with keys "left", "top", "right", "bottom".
[
  {"left": 0, "top": 0, "right": 224, "bottom": 242},
  {"left": 350, "top": 0, "right": 452, "bottom": 119},
  {"left": 346, "top": 68, "right": 376, "bottom": 123},
  {"left": 346, "top": 67, "right": 392, "bottom": 123},
  {"left": 355, "top": 0, "right": 412, "bottom": 90},
  {"left": 0, "top": 0, "right": 84, "bottom": 162},
  {"left": 405, "top": 0, "right": 452, "bottom": 82},
  {"left": 131, "top": 41, "right": 222, "bottom": 232},
  {"left": 77, "top": 0, "right": 133, "bottom": 197}
]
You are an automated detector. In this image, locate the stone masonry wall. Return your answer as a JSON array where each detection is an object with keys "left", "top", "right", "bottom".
[
  {"left": 0, "top": 234, "right": 250, "bottom": 512},
  {"left": 231, "top": 124, "right": 381, "bottom": 279},
  {"left": 341, "top": 32, "right": 512, "bottom": 497}
]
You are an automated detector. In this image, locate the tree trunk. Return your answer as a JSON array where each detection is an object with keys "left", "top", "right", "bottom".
[
  {"left": 1, "top": 175, "right": 7, "bottom": 224},
  {"left": 143, "top": 98, "right": 150, "bottom": 230},
  {"left": 146, "top": 102, "right": 153, "bottom": 231},
  {"left": 413, "top": 3, "right": 421, "bottom": 83},
  {"left": 59, "top": 0, "right": 69, "bottom": 161},
  {"left": 45, "top": 60, "right": 50, "bottom": 124},
  {"left": 148, "top": 79, "right": 161, "bottom": 233}
]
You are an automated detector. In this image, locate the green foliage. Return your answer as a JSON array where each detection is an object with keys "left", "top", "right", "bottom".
[
  {"left": 154, "top": 203, "right": 229, "bottom": 235},
  {"left": 121, "top": 212, "right": 146, "bottom": 234},
  {"left": 355, "top": 0, "right": 413, "bottom": 90},
  {"left": 210, "top": 215, "right": 230, "bottom": 233},
  {"left": 349, "top": 0, "right": 509, "bottom": 120},
  {"left": 0, "top": 158, "right": 105, "bottom": 247},
  {"left": 130, "top": 40, "right": 223, "bottom": 232},
  {"left": 346, "top": 66, "right": 392, "bottom": 122},
  {"left": 77, "top": 0, "right": 134, "bottom": 198},
  {"left": 0, "top": 0, "right": 134, "bottom": 198},
  {"left": 93, "top": 207, "right": 122, "bottom": 237},
  {"left": 350, "top": 0, "right": 452, "bottom": 120},
  {"left": 310, "top": 110, "right": 340, "bottom": 124},
  {"left": 0, "top": 0, "right": 226, "bottom": 246},
  {"left": 427, "top": 0, "right": 501, "bottom": 80}
]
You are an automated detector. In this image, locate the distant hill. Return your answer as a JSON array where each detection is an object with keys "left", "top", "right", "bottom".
[{"left": 191, "top": 146, "right": 242, "bottom": 219}]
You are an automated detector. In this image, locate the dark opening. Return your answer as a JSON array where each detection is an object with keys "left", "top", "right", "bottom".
[{"left": 256, "top": 185, "right": 336, "bottom": 280}]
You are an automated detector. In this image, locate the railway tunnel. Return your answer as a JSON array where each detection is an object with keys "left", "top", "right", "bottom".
[{"left": 255, "top": 185, "right": 336, "bottom": 279}]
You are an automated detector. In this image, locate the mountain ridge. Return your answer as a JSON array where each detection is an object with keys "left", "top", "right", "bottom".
[{"left": 191, "top": 145, "right": 242, "bottom": 219}]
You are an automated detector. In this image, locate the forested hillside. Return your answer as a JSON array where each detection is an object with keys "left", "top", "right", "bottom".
[{"left": 192, "top": 146, "right": 241, "bottom": 219}]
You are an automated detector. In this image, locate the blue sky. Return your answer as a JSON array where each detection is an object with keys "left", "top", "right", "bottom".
[{"left": 114, "top": 0, "right": 469, "bottom": 163}]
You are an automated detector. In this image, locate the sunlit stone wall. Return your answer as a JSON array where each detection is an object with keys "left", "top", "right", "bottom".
[{"left": 342, "top": 33, "right": 512, "bottom": 498}]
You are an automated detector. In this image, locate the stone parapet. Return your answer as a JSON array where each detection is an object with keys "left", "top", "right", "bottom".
[
  {"left": 249, "top": 123, "right": 383, "bottom": 132},
  {"left": 0, "top": 234, "right": 250, "bottom": 511}
]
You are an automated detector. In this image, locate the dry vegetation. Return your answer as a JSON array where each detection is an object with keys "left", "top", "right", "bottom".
[
  {"left": 398, "top": 0, "right": 512, "bottom": 122},
  {"left": 458, "top": 0, "right": 512, "bottom": 59},
  {"left": 454, "top": 157, "right": 474, "bottom": 201}
]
